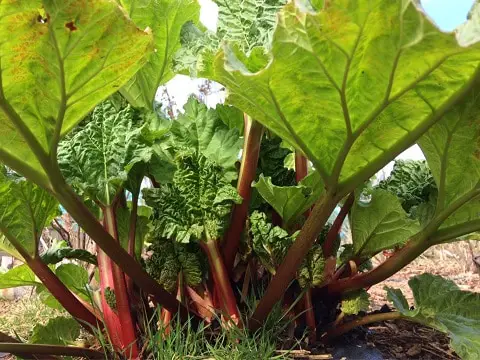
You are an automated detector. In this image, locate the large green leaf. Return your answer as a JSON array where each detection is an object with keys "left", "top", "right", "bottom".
[
  {"left": 0, "top": 174, "right": 58, "bottom": 257},
  {"left": 0, "top": 0, "right": 152, "bottom": 185},
  {"left": 418, "top": 88, "right": 480, "bottom": 239},
  {"left": 31, "top": 316, "right": 80, "bottom": 346},
  {"left": 253, "top": 171, "right": 323, "bottom": 226},
  {"left": 58, "top": 100, "right": 153, "bottom": 206},
  {"left": 204, "top": 0, "right": 480, "bottom": 193},
  {"left": 0, "top": 264, "right": 40, "bottom": 289},
  {"left": 386, "top": 274, "right": 480, "bottom": 360},
  {"left": 119, "top": 0, "right": 200, "bottom": 109},
  {"left": 351, "top": 189, "right": 420, "bottom": 257}
]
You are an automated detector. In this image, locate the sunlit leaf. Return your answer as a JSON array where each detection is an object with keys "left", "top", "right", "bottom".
[{"left": 0, "top": 0, "right": 152, "bottom": 184}]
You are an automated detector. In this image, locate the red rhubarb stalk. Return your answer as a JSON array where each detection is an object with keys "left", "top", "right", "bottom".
[
  {"left": 103, "top": 206, "right": 139, "bottom": 359},
  {"left": 201, "top": 240, "right": 241, "bottom": 326},
  {"left": 97, "top": 248, "right": 123, "bottom": 349},
  {"left": 294, "top": 153, "right": 315, "bottom": 337},
  {"left": 222, "top": 116, "right": 263, "bottom": 273},
  {"left": 323, "top": 192, "right": 354, "bottom": 257}
]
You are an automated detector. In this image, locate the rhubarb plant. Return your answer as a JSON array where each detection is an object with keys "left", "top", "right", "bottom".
[{"left": 1, "top": 0, "right": 480, "bottom": 359}]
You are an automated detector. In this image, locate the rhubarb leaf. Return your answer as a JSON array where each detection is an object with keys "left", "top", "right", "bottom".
[
  {"left": 170, "top": 98, "right": 242, "bottom": 176},
  {"left": 386, "top": 273, "right": 480, "bottom": 360},
  {"left": 41, "top": 240, "right": 97, "bottom": 265},
  {"left": 253, "top": 171, "right": 323, "bottom": 226},
  {"left": 351, "top": 189, "right": 420, "bottom": 257},
  {"left": 144, "top": 151, "right": 242, "bottom": 243},
  {"left": 146, "top": 240, "right": 204, "bottom": 292},
  {"left": 0, "top": 0, "right": 152, "bottom": 185},
  {"left": 0, "top": 265, "right": 39, "bottom": 289},
  {"left": 250, "top": 211, "right": 294, "bottom": 274},
  {"left": 0, "top": 235, "right": 24, "bottom": 261},
  {"left": 341, "top": 289, "right": 370, "bottom": 315},
  {"left": 418, "top": 88, "right": 480, "bottom": 240},
  {"left": 119, "top": 0, "right": 200, "bottom": 109},
  {"left": 298, "top": 245, "right": 325, "bottom": 289},
  {"left": 204, "top": 0, "right": 480, "bottom": 193},
  {"left": 55, "top": 263, "right": 89, "bottom": 298},
  {"left": 0, "top": 174, "right": 58, "bottom": 257},
  {"left": 58, "top": 100, "right": 153, "bottom": 206},
  {"left": 31, "top": 316, "right": 80, "bottom": 346}
]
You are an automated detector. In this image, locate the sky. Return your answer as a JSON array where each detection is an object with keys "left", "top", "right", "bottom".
[{"left": 161, "top": 0, "right": 476, "bottom": 175}]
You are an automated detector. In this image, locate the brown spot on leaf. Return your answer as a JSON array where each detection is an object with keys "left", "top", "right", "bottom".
[{"left": 65, "top": 21, "right": 77, "bottom": 31}]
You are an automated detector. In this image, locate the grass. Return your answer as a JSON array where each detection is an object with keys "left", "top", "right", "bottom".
[{"left": 0, "top": 295, "right": 66, "bottom": 341}]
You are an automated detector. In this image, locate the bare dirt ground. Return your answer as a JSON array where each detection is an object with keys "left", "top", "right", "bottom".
[{"left": 368, "top": 241, "right": 480, "bottom": 309}]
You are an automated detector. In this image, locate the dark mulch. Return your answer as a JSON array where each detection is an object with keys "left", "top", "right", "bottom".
[{"left": 364, "top": 319, "right": 458, "bottom": 360}]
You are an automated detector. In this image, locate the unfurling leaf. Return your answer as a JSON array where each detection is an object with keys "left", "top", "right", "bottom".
[
  {"left": 386, "top": 274, "right": 480, "bottom": 359},
  {"left": 378, "top": 160, "right": 437, "bottom": 216},
  {"left": 341, "top": 290, "right": 370, "bottom": 315},
  {"left": 254, "top": 171, "right": 323, "bottom": 227}
]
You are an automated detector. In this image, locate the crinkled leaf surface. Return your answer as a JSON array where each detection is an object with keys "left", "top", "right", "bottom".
[
  {"left": 31, "top": 316, "right": 80, "bottom": 346},
  {"left": 58, "top": 100, "right": 152, "bottom": 206},
  {"left": 351, "top": 189, "right": 420, "bottom": 257},
  {"left": 250, "top": 211, "right": 294, "bottom": 274},
  {"left": 205, "top": 0, "right": 480, "bottom": 192},
  {"left": 119, "top": 0, "right": 200, "bottom": 109},
  {"left": 418, "top": 88, "right": 480, "bottom": 239},
  {"left": 298, "top": 245, "right": 325, "bottom": 288},
  {"left": 41, "top": 240, "right": 97, "bottom": 265},
  {"left": 253, "top": 171, "right": 323, "bottom": 226},
  {"left": 146, "top": 240, "right": 203, "bottom": 292},
  {"left": 386, "top": 274, "right": 480, "bottom": 360},
  {"left": 0, "top": 0, "right": 152, "bottom": 184},
  {"left": 144, "top": 151, "right": 242, "bottom": 243},
  {"left": 0, "top": 174, "right": 58, "bottom": 257},
  {"left": 0, "top": 264, "right": 40, "bottom": 289}
]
